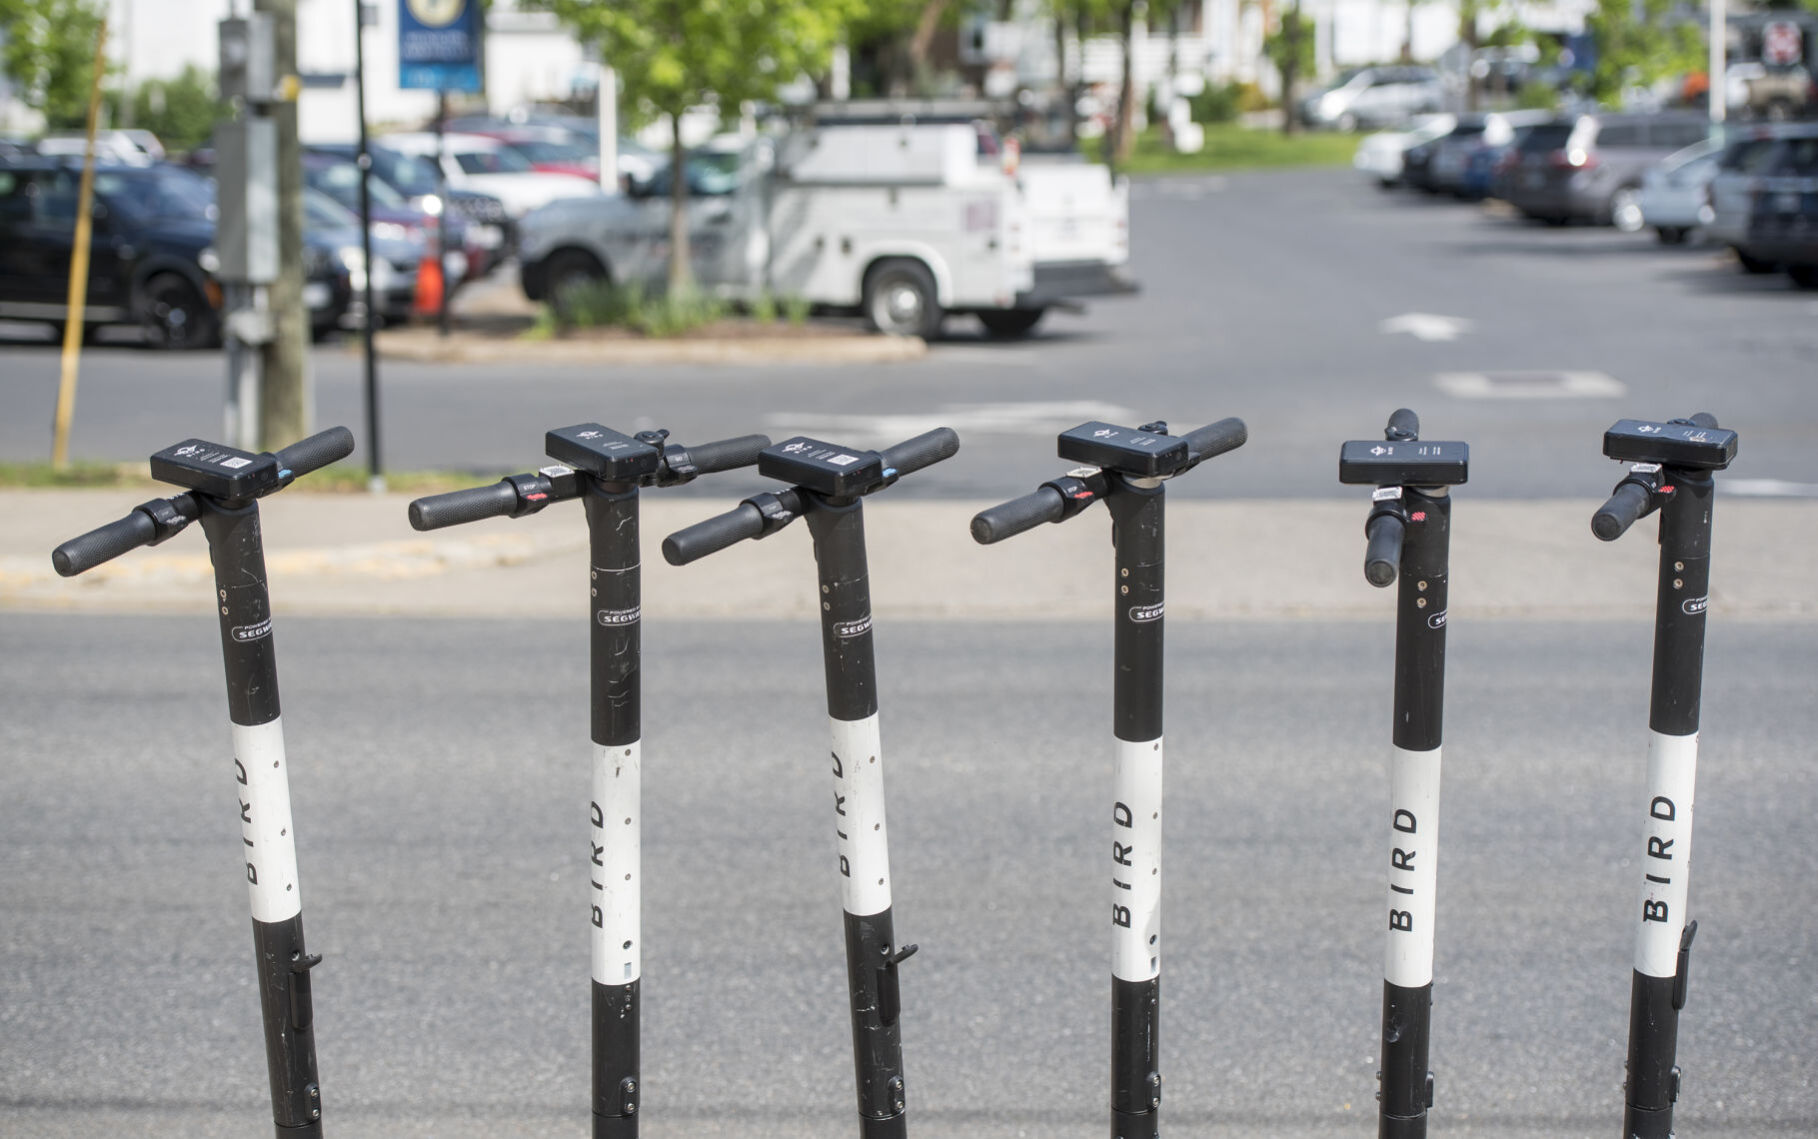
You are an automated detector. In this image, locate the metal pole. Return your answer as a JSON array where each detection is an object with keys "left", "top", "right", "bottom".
[
  {"left": 1709, "top": 0, "right": 1727, "bottom": 127},
  {"left": 596, "top": 64, "right": 618, "bottom": 190},
  {"left": 353, "top": 0, "right": 383, "bottom": 491},
  {"left": 50, "top": 15, "right": 109, "bottom": 470},
  {"left": 436, "top": 89, "right": 451, "bottom": 338}
]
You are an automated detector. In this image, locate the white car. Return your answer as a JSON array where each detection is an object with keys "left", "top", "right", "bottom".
[
  {"left": 1354, "top": 115, "right": 1455, "bottom": 187},
  {"left": 380, "top": 132, "right": 603, "bottom": 218},
  {"left": 1637, "top": 138, "right": 1722, "bottom": 244}
]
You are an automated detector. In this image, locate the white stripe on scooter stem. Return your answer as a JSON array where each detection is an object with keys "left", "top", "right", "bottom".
[
  {"left": 1635, "top": 730, "right": 1697, "bottom": 979},
  {"left": 592, "top": 740, "right": 641, "bottom": 985},
  {"left": 831, "top": 714, "right": 891, "bottom": 917},
  {"left": 231, "top": 719, "right": 301, "bottom": 924},
  {"left": 1112, "top": 736, "right": 1162, "bottom": 983},
  {"left": 1385, "top": 745, "right": 1441, "bottom": 989}
]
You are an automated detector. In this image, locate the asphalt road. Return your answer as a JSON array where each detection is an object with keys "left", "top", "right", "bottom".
[
  {"left": 4, "top": 168, "right": 1817, "bottom": 499},
  {"left": 4, "top": 613, "right": 1815, "bottom": 1137}
]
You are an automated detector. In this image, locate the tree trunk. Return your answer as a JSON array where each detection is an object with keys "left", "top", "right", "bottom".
[
  {"left": 1113, "top": 0, "right": 1138, "bottom": 163},
  {"left": 1055, "top": 9, "right": 1076, "bottom": 147},
  {"left": 667, "top": 113, "right": 690, "bottom": 295},
  {"left": 909, "top": 0, "right": 951, "bottom": 90},
  {"left": 1460, "top": 0, "right": 1480, "bottom": 112},
  {"left": 1281, "top": 0, "right": 1302, "bottom": 135},
  {"left": 1401, "top": 0, "right": 1415, "bottom": 63},
  {"left": 254, "top": 0, "right": 310, "bottom": 450}
]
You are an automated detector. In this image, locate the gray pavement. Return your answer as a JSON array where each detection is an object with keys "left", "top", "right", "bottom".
[
  {"left": 3, "top": 615, "right": 1815, "bottom": 1137},
  {"left": 3, "top": 168, "right": 1816, "bottom": 498}
]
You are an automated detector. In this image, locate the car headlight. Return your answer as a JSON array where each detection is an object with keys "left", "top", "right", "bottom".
[
  {"left": 339, "top": 245, "right": 366, "bottom": 290},
  {"left": 420, "top": 194, "right": 443, "bottom": 217},
  {"left": 198, "top": 246, "right": 220, "bottom": 275}
]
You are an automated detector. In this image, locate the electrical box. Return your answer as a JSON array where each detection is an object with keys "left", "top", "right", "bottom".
[
  {"left": 218, "top": 15, "right": 276, "bottom": 104},
  {"left": 214, "top": 118, "right": 279, "bottom": 284}
]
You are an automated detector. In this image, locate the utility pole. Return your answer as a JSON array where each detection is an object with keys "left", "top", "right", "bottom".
[{"left": 254, "top": 0, "right": 311, "bottom": 452}]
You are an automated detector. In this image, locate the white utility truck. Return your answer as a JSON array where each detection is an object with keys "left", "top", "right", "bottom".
[{"left": 516, "top": 121, "right": 1134, "bottom": 338}]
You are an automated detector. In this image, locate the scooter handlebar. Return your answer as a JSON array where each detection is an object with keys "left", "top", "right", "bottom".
[
  {"left": 1386, "top": 408, "right": 1420, "bottom": 441},
  {"left": 1364, "top": 512, "right": 1404, "bottom": 587},
  {"left": 1592, "top": 480, "right": 1653, "bottom": 542},
  {"left": 409, "top": 480, "right": 520, "bottom": 531},
  {"left": 274, "top": 426, "right": 356, "bottom": 480},
  {"left": 663, "top": 502, "right": 767, "bottom": 566},
  {"left": 971, "top": 485, "right": 1066, "bottom": 545},
  {"left": 1183, "top": 417, "right": 1248, "bottom": 463},
  {"left": 52, "top": 492, "right": 198, "bottom": 577},
  {"left": 882, "top": 427, "right": 961, "bottom": 479},
  {"left": 683, "top": 433, "right": 772, "bottom": 475}
]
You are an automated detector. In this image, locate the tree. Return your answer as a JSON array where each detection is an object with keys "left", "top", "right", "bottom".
[
  {"left": 0, "top": 0, "right": 108, "bottom": 129},
  {"left": 122, "top": 66, "right": 224, "bottom": 154},
  {"left": 1265, "top": 4, "right": 1315, "bottom": 133},
  {"left": 535, "top": 0, "right": 860, "bottom": 293},
  {"left": 1584, "top": 0, "right": 1702, "bottom": 104}
]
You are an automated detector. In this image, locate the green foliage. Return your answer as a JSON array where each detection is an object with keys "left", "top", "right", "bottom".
[
  {"left": 1102, "top": 123, "right": 1357, "bottom": 174},
  {"left": 551, "top": 278, "right": 728, "bottom": 337},
  {"left": 1188, "top": 81, "right": 1269, "bottom": 124},
  {"left": 0, "top": 0, "right": 109, "bottom": 129},
  {"left": 532, "top": 0, "right": 863, "bottom": 119},
  {"left": 1585, "top": 0, "right": 1705, "bottom": 103},
  {"left": 750, "top": 290, "right": 779, "bottom": 324},
  {"left": 122, "top": 66, "right": 223, "bottom": 154},
  {"left": 783, "top": 293, "right": 812, "bottom": 326},
  {"left": 1264, "top": 9, "right": 1317, "bottom": 90}
]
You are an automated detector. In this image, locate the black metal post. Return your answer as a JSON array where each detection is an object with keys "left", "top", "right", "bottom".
[
  {"left": 435, "top": 89, "right": 450, "bottom": 338},
  {"left": 199, "top": 498, "right": 324, "bottom": 1138},
  {"left": 352, "top": 0, "right": 381, "bottom": 488}
]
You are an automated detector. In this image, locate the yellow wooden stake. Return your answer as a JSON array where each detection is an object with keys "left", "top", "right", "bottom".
[{"left": 50, "top": 16, "right": 111, "bottom": 471}]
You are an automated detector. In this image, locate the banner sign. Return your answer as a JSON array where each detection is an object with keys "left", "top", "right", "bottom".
[{"left": 398, "top": 0, "right": 482, "bottom": 92}]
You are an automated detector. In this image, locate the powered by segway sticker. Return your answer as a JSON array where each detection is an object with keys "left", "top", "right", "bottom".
[
  {"left": 231, "top": 618, "right": 273, "bottom": 643},
  {"left": 1682, "top": 596, "right": 1708, "bottom": 616},
  {"left": 834, "top": 614, "right": 872, "bottom": 638},
  {"left": 596, "top": 607, "right": 640, "bottom": 626},
  {"left": 1427, "top": 611, "right": 1447, "bottom": 630},
  {"left": 1128, "top": 603, "right": 1164, "bottom": 623},
  {"left": 232, "top": 719, "right": 302, "bottom": 923}
]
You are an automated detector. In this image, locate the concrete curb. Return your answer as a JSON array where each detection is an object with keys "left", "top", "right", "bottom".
[
  {"left": 5, "top": 491, "right": 1814, "bottom": 622},
  {"left": 373, "top": 327, "right": 927, "bottom": 366}
]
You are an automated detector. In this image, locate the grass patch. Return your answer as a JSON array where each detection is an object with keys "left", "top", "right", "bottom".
[
  {"left": 552, "top": 279, "right": 726, "bottom": 337},
  {"left": 1109, "top": 124, "right": 1357, "bottom": 175},
  {"left": 0, "top": 461, "right": 486, "bottom": 496}
]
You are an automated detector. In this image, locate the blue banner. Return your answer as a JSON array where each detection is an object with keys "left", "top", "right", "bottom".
[{"left": 398, "top": 0, "right": 482, "bottom": 92}]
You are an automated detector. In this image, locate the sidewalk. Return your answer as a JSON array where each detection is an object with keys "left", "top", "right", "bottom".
[{"left": 4, "top": 490, "right": 1813, "bottom": 620}]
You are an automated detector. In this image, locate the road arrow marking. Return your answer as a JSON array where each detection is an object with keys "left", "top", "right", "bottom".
[{"left": 1380, "top": 313, "right": 1474, "bottom": 342}]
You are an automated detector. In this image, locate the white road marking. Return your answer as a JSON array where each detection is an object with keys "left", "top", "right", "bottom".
[
  {"left": 764, "top": 400, "right": 1139, "bottom": 443},
  {"left": 1380, "top": 313, "right": 1474, "bottom": 342},
  {"left": 1435, "top": 371, "right": 1626, "bottom": 399},
  {"left": 1724, "top": 478, "right": 1818, "bottom": 498}
]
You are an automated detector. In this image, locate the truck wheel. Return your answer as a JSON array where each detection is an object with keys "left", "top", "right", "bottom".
[
  {"left": 978, "top": 308, "right": 1046, "bottom": 338},
  {"left": 544, "top": 249, "right": 608, "bottom": 318},
  {"left": 1654, "top": 226, "right": 1689, "bottom": 245},
  {"left": 863, "top": 258, "right": 942, "bottom": 339},
  {"left": 140, "top": 273, "right": 218, "bottom": 350},
  {"left": 1788, "top": 264, "right": 1818, "bottom": 289}
]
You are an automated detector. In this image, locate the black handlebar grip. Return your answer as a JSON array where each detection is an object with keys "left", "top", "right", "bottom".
[
  {"left": 1183, "top": 417, "right": 1247, "bottom": 461},
  {"left": 1364, "top": 513, "right": 1404, "bottom": 588},
  {"left": 881, "top": 427, "right": 961, "bottom": 478},
  {"left": 408, "top": 480, "right": 520, "bottom": 531},
  {"left": 1687, "top": 412, "right": 1719, "bottom": 430},
  {"left": 662, "top": 502, "right": 766, "bottom": 566},
  {"left": 274, "top": 426, "right": 356, "bottom": 479},
  {"left": 52, "top": 510, "right": 160, "bottom": 577},
  {"left": 1592, "top": 481, "right": 1653, "bottom": 542},
  {"left": 1386, "top": 408, "right": 1420, "bottom": 441},
  {"left": 685, "top": 433, "right": 771, "bottom": 474},
  {"left": 971, "top": 486, "right": 1067, "bottom": 545}
]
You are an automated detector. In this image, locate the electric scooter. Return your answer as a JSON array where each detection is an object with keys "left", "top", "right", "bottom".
[
  {"left": 662, "top": 427, "right": 961, "bottom": 1139},
  {"left": 1339, "top": 409, "right": 1470, "bottom": 1139},
  {"left": 407, "top": 424, "right": 770, "bottom": 1139},
  {"left": 1590, "top": 413, "right": 1738, "bottom": 1139},
  {"left": 52, "top": 426, "right": 357, "bottom": 1139},
  {"left": 970, "top": 416, "right": 1248, "bottom": 1139}
]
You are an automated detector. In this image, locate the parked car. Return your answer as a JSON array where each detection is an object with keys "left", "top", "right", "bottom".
[
  {"left": 302, "top": 189, "right": 423, "bottom": 326},
  {"left": 1353, "top": 115, "right": 1455, "bottom": 188},
  {"left": 1637, "top": 138, "right": 1723, "bottom": 244},
  {"left": 1299, "top": 67, "right": 1444, "bottom": 131},
  {"left": 1498, "top": 111, "right": 1712, "bottom": 228},
  {"left": 1706, "top": 122, "right": 1818, "bottom": 279},
  {"left": 379, "top": 132, "right": 604, "bottom": 218},
  {"left": 305, "top": 143, "right": 513, "bottom": 270},
  {"left": 461, "top": 125, "right": 600, "bottom": 181},
  {"left": 1428, "top": 110, "right": 1552, "bottom": 198},
  {"left": 0, "top": 157, "right": 355, "bottom": 346},
  {"left": 1725, "top": 61, "right": 1816, "bottom": 122},
  {"left": 34, "top": 129, "right": 165, "bottom": 165},
  {"left": 302, "top": 149, "right": 487, "bottom": 283}
]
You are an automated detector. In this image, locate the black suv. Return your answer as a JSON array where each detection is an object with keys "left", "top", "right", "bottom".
[{"left": 0, "top": 159, "right": 223, "bottom": 347}]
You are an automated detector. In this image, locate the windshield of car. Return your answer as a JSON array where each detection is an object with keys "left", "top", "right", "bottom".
[
  {"left": 309, "top": 159, "right": 408, "bottom": 210},
  {"left": 506, "top": 139, "right": 592, "bottom": 164},
  {"left": 1783, "top": 136, "right": 1818, "bottom": 176},
  {"left": 304, "top": 190, "right": 359, "bottom": 232},
  {"left": 371, "top": 148, "right": 442, "bottom": 197},
  {"left": 644, "top": 150, "right": 743, "bottom": 197},
  {"left": 1720, "top": 137, "right": 1781, "bottom": 172},
  {"left": 1518, "top": 123, "right": 1574, "bottom": 153},
  {"left": 454, "top": 146, "right": 535, "bottom": 175},
  {"left": 93, "top": 166, "right": 215, "bottom": 223}
]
